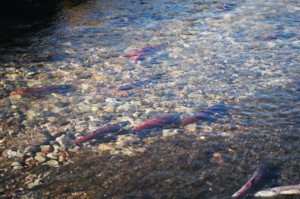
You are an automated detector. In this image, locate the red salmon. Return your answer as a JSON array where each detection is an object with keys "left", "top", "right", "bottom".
[
  {"left": 131, "top": 113, "right": 181, "bottom": 133},
  {"left": 11, "top": 85, "right": 72, "bottom": 95},
  {"left": 232, "top": 164, "right": 266, "bottom": 198},
  {"left": 123, "top": 45, "right": 162, "bottom": 63},
  {"left": 180, "top": 102, "right": 230, "bottom": 126},
  {"left": 73, "top": 121, "right": 129, "bottom": 144}
]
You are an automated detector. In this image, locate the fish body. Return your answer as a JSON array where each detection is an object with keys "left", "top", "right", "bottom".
[
  {"left": 180, "top": 112, "right": 208, "bottom": 126},
  {"left": 261, "top": 32, "right": 297, "bottom": 41},
  {"left": 232, "top": 164, "right": 266, "bottom": 198},
  {"left": 11, "top": 85, "right": 72, "bottom": 95},
  {"left": 123, "top": 49, "right": 143, "bottom": 58},
  {"left": 180, "top": 102, "right": 230, "bottom": 126},
  {"left": 254, "top": 184, "right": 300, "bottom": 197},
  {"left": 123, "top": 45, "right": 161, "bottom": 63},
  {"left": 221, "top": 2, "right": 236, "bottom": 11},
  {"left": 131, "top": 113, "right": 181, "bottom": 133},
  {"left": 73, "top": 121, "right": 129, "bottom": 144}
]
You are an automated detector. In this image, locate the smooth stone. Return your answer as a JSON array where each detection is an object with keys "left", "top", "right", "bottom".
[
  {"left": 2, "top": 149, "right": 17, "bottom": 159},
  {"left": 46, "top": 153, "right": 57, "bottom": 159},
  {"left": 35, "top": 155, "right": 46, "bottom": 163},
  {"left": 27, "top": 179, "right": 40, "bottom": 189},
  {"left": 98, "top": 144, "right": 115, "bottom": 152},
  {"left": 13, "top": 166, "right": 24, "bottom": 170},
  {"left": 185, "top": 123, "right": 197, "bottom": 132},
  {"left": 115, "top": 135, "right": 141, "bottom": 148},
  {"left": 47, "top": 160, "right": 59, "bottom": 167},
  {"left": 24, "top": 146, "right": 40, "bottom": 153},
  {"left": 68, "top": 146, "right": 80, "bottom": 153},
  {"left": 16, "top": 149, "right": 25, "bottom": 158},
  {"left": 40, "top": 145, "right": 52, "bottom": 154},
  {"left": 162, "top": 129, "right": 179, "bottom": 138},
  {"left": 11, "top": 162, "right": 21, "bottom": 166}
]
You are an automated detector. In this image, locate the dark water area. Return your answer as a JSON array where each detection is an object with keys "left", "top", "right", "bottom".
[{"left": 0, "top": 0, "right": 300, "bottom": 198}]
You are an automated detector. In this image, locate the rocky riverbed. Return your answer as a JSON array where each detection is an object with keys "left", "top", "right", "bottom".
[{"left": 0, "top": 0, "right": 300, "bottom": 198}]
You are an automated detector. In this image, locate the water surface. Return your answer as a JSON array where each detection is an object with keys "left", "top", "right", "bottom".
[{"left": 0, "top": 0, "right": 299, "bottom": 198}]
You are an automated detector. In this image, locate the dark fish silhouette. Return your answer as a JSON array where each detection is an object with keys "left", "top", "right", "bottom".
[
  {"left": 180, "top": 102, "right": 231, "bottom": 126},
  {"left": 11, "top": 85, "right": 73, "bottom": 95},
  {"left": 131, "top": 113, "right": 181, "bottom": 133},
  {"left": 221, "top": 2, "right": 236, "bottom": 12},
  {"left": 123, "top": 45, "right": 162, "bottom": 63},
  {"left": 232, "top": 164, "right": 266, "bottom": 198},
  {"left": 261, "top": 32, "right": 297, "bottom": 41},
  {"left": 73, "top": 121, "right": 129, "bottom": 144}
]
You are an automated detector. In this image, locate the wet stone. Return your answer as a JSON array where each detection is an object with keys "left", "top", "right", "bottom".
[
  {"left": 98, "top": 143, "right": 115, "bottom": 152},
  {"left": 13, "top": 166, "right": 24, "bottom": 170},
  {"left": 2, "top": 149, "right": 17, "bottom": 159},
  {"left": 47, "top": 160, "right": 59, "bottom": 167},
  {"left": 35, "top": 155, "right": 46, "bottom": 163},
  {"left": 27, "top": 180, "right": 40, "bottom": 189},
  {"left": 162, "top": 129, "right": 179, "bottom": 138},
  {"left": 11, "top": 161, "right": 22, "bottom": 166}
]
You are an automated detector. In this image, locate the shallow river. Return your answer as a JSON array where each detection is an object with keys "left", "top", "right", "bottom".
[{"left": 0, "top": 0, "right": 299, "bottom": 198}]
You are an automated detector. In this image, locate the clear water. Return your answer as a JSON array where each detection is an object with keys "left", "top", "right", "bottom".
[{"left": 0, "top": 0, "right": 299, "bottom": 198}]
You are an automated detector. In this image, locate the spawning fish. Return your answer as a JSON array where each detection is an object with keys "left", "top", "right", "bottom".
[
  {"left": 73, "top": 121, "right": 129, "bottom": 144},
  {"left": 180, "top": 102, "right": 231, "bottom": 126},
  {"left": 221, "top": 2, "right": 236, "bottom": 12},
  {"left": 261, "top": 32, "right": 297, "bottom": 41},
  {"left": 232, "top": 164, "right": 266, "bottom": 198},
  {"left": 254, "top": 184, "right": 300, "bottom": 197},
  {"left": 123, "top": 45, "right": 162, "bottom": 63},
  {"left": 131, "top": 113, "right": 181, "bottom": 133},
  {"left": 11, "top": 85, "right": 73, "bottom": 95}
]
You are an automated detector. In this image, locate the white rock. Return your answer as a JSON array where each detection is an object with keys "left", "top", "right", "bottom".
[
  {"left": 47, "top": 160, "right": 59, "bottom": 167},
  {"left": 35, "top": 155, "right": 46, "bottom": 163},
  {"left": 162, "top": 129, "right": 179, "bottom": 138},
  {"left": 11, "top": 162, "right": 22, "bottom": 166},
  {"left": 27, "top": 179, "right": 40, "bottom": 189},
  {"left": 13, "top": 166, "right": 23, "bottom": 170},
  {"left": 46, "top": 153, "right": 57, "bottom": 159},
  {"left": 2, "top": 149, "right": 17, "bottom": 158}
]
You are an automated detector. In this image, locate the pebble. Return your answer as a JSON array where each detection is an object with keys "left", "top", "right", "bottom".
[
  {"left": 115, "top": 135, "right": 141, "bottom": 148},
  {"left": 47, "top": 160, "right": 59, "bottom": 167},
  {"left": 16, "top": 149, "right": 25, "bottom": 158},
  {"left": 98, "top": 143, "right": 115, "bottom": 152},
  {"left": 11, "top": 162, "right": 22, "bottom": 166},
  {"left": 185, "top": 123, "right": 197, "bottom": 132},
  {"left": 24, "top": 146, "right": 40, "bottom": 153},
  {"left": 2, "top": 149, "right": 17, "bottom": 159},
  {"left": 46, "top": 153, "right": 57, "bottom": 159},
  {"left": 35, "top": 155, "right": 46, "bottom": 163},
  {"left": 27, "top": 179, "right": 40, "bottom": 189},
  {"left": 68, "top": 146, "right": 80, "bottom": 153},
  {"left": 162, "top": 129, "right": 179, "bottom": 138},
  {"left": 40, "top": 145, "right": 52, "bottom": 154},
  {"left": 13, "top": 166, "right": 24, "bottom": 170},
  {"left": 55, "top": 135, "right": 66, "bottom": 147}
]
